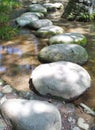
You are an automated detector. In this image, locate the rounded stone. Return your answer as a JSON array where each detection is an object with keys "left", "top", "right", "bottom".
[
  {"left": 0, "top": 79, "right": 6, "bottom": 86},
  {"left": 49, "top": 33, "right": 87, "bottom": 46},
  {"left": 77, "top": 118, "right": 89, "bottom": 130},
  {"left": 16, "top": 14, "right": 39, "bottom": 27},
  {"left": 0, "top": 99, "right": 61, "bottom": 130},
  {"left": 38, "top": 44, "right": 88, "bottom": 65},
  {"left": 30, "top": 61, "right": 91, "bottom": 101},
  {"left": 21, "top": 12, "right": 44, "bottom": 18},
  {"left": 43, "top": 3, "right": 64, "bottom": 10},
  {"left": 29, "top": 19, "right": 53, "bottom": 29},
  {"left": 36, "top": 25, "right": 64, "bottom": 38},
  {"left": 43, "top": 3, "right": 64, "bottom": 21},
  {"left": 2, "top": 85, "right": 13, "bottom": 93},
  {"left": 28, "top": 4, "right": 47, "bottom": 14}
]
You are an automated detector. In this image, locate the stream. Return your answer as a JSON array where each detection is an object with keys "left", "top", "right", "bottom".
[{"left": 0, "top": 19, "right": 95, "bottom": 109}]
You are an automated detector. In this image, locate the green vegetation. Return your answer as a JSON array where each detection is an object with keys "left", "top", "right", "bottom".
[{"left": 0, "top": 0, "right": 22, "bottom": 40}]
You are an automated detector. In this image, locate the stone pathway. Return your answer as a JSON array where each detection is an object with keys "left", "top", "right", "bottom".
[
  {"left": 0, "top": 1, "right": 95, "bottom": 130},
  {"left": 0, "top": 78, "right": 94, "bottom": 130}
]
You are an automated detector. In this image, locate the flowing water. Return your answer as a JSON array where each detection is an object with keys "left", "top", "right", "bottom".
[{"left": 0, "top": 20, "right": 95, "bottom": 109}]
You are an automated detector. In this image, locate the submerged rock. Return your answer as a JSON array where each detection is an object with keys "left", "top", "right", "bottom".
[
  {"left": 38, "top": 44, "right": 88, "bottom": 65},
  {"left": 36, "top": 25, "right": 64, "bottom": 38},
  {"left": 0, "top": 99, "right": 61, "bottom": 130},
  {"left": 49, "top": 33, "right": 87, "bottom": 46},
  {"left": 30, "top": 61, "right": 91, "bottom": 101}
]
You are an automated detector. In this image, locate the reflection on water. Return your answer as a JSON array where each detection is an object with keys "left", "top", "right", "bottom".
[
  {"left": 0, "top": 66, "right": 6, "bottom": 72},
  {"left": 0, "top": 45, "right": 22, "bottom": 56},
  {"left": 0, "top": 45, "right": 23, "bottom": 73},
  {"left": 0, "top": 34, "right": 42, "bottom": 91}
]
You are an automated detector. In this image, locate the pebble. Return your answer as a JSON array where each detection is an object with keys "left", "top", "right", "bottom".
[
  {"left": 72, "top": 126, "right": 81, "bottom": 130},
  {"left": 0, "top": 79, "right": 5, "bottom": 86},
  {"left": 77, "top": 117, "right": 89, "bottom": 130},
  {"left": 68, "top": 117, "right": 76, "bottom": 124},
  {"left": 2, "top": 85, "right": 13, "bottom": 93}
]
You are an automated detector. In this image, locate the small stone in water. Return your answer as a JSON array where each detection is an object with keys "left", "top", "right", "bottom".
[
  {"left": 2, "top": 85, "right": 13, "bottom": 93},
  {"left": 72, "top": 126, "right": 81, "bottom": 130},
  {"left": 77, "top": 117, "right": 89, "bottom": 130}
]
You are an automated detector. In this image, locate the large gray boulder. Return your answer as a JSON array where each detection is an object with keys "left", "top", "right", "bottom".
[
  {"left": 0, "top": 99, "right": 61, "bottom": 130},
  {"left": 29, "top": 19, "right": 53, "bottom": 29},
  {"left": 38, "top": 44, "right": 88, "bottom": 65},
  {"left": 36, "top": 25, "right": 64, "bottom": 38},
  {"left": 16, "top": 13, "right": 39, "bottom": 27},
  {"left": 30, "top": 61, "right": 91, "bottom": 101},
  {"left": 49, "top": 33, "right": 87, "bottom": 46},
  {"left": 28, "top": 4, "right": 47, "bottom": 14}
]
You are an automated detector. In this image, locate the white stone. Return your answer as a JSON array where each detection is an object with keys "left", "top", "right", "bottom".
[
  {"left": 30, "top": 61, "right": 91, "bottom": 101},
  {"left": 0, "top": 99, "right": 61, "bottom": 130},
  {"left": 29, "top": 19, "right": 53, "bottom": 29},
  {"left": 43, "top": 3, "right": 64, "bottom": 21},
  {"left": 49, "top": 33, "right": 87, "bottom": 46},
  {"left": 16, "top": 14, "right": 39, "bottom": 27},
  {"left": 36, "top": 25, "right": 64, "bottom": 38},
  {"left": 72, "top": 126, "right": 81, "bottom": 130},
  {"left": 77, "top": 117, "right": 89, "bottom": 130},
  {"left": 2, "top": 85, "right": 13, "bottom": 93}
]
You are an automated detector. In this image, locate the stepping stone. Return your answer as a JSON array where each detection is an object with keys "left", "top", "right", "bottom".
[
  {"left": 38, "top": 44, "right": 88, "bottom": 65},
  {"left": 29, "top": 19, "right": 53, "bottom": 29},
  {"left": 0, "top": 99, "right": 61, "bottom": 130},
  {"left": 28, "top": 4, "right": 47, "bottom": 14},
  {"left": 49, "top": 33, "right": 87, "bottom": 46},
  {"left": 16, "top": 14, "right": 39, "bottom": 27},
  {"left": 30, "top": 61, "right": 91, "bottom": 101},
  {"left": 43, "top": 3, "right": 64, "bottom": 10},
  {"left": 21, "top": 12, "right": 44, "bottom": 18},
  {"left": 43, "top": 3, "right": 64, "bottom": 21},
  {"left": 36, "top": 25, "right": 64, "bottom": 38}
]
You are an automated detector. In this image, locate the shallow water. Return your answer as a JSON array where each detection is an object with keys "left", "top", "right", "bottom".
[{"left": 0, "top": 20, "right": 95, "bottom": 108}]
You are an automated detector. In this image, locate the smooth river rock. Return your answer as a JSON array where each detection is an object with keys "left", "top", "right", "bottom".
[
  {"left": 36, "top": 25, "right": 64, "bottom": 38},
  {"left": 16, "top": 13, "right": 39, "bottom": 27},
  {"left": 21, "top": 12, "right": 44, "bottom": 18},
  {"left": 30, "top": 61, "right": 91, "bottom": 101},
  {"left": 49, "top": 33, "right": 87, "bottom": 46},
  {"left": 28, "top": 4, "right": 47, "bottom": 14},
  {"left": 38, "top": 44, "right": 88, "bottom": 65},
  {"left": 29, "top": 19, "right": 53, "bottom": 29},
  {"left": 0, "top": 99, "right": 61, "bottom": 130},
  {"left": 43, "top": 3, "right": 64, "bottom": 21}
]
